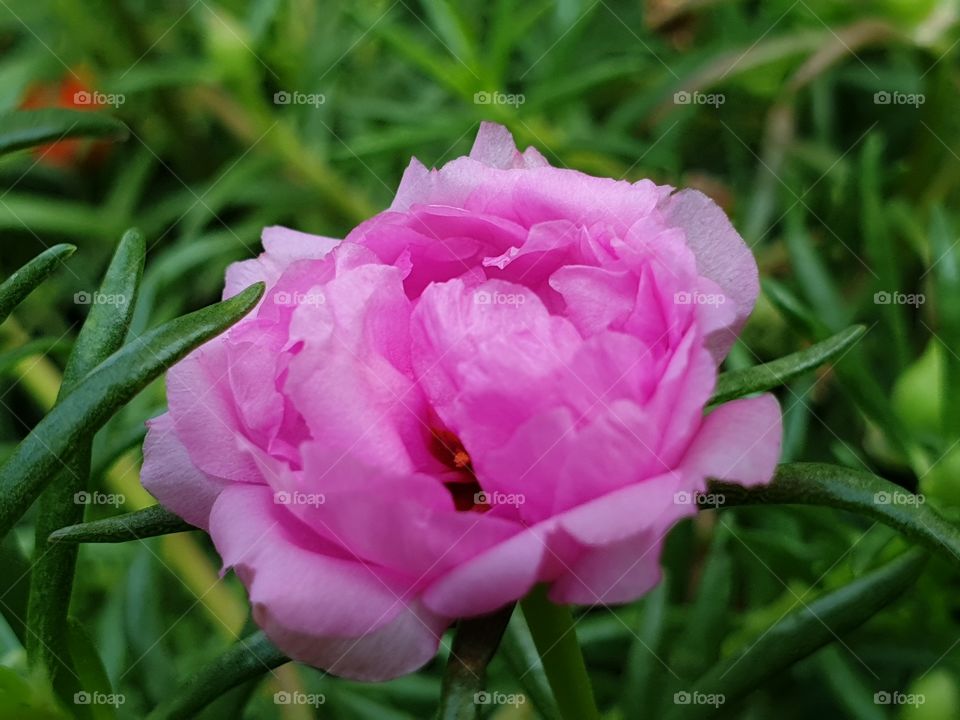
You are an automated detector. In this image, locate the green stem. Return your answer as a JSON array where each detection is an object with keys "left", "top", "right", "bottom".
[
  {"left": 520, "top": 585, "right": 600, "bottom": 720},
  {"left": 436, "top": 604, "right": 515, "bottom": 720}
]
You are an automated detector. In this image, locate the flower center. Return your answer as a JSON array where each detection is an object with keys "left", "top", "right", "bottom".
[{"left": 430, "top": 428, "right": 488, "bottom": 513}]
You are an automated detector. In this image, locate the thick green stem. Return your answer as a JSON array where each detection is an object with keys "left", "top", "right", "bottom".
[
  {"left": 520, "top": 585, "right": 600, "bottom": 720},
  {"left": 436, "top": 604, "right": 515, "bottom": 720}
]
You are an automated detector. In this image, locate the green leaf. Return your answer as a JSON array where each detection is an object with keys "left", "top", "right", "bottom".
[
  {"left": 620, "top": 577, "right": 669, "bottom": 719},
  {"left": 145, "top": 631, "right": 287, "bottom": 720},
  {"left": 709, "top": 463, "right": 960, "bottom": 563},
  {"left": 49, "top": 505, "right": 193, "bottom": 544},
  {"left": 520, "top": 585, "right": 599, "bottom": 720},
  {"left": 0, "top": 282, "right": 264, "bottom": 540},
  {"left": 436, "top": 605, "right": 514, "bottom": 720},
  {"left": 711, "top": 325, "right": 866, "bottom": 405},
  {"left": 664, "top": 548, "right": 926, "bottom": 720},
  {"left": 0, "top": 109, "right": 127, "bottom": 157},
  {"left": 26, "top": 230, "right": 146, "bottom": 699},
  {"left": 500, "top": 614, "right": 562, "bottom": 720},
  {"left": 67, "top": 619, "right": 119, "bottom": 720},
  {"left": 0, "top": 244, "right": 76, "bottom": 324}
]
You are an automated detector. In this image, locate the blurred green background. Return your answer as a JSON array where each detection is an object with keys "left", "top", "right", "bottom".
[{"left": 1, "top": 0, "right": 960, "bottom": 718}]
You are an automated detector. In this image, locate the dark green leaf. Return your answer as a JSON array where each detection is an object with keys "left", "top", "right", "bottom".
[
  {"left": 664, "top": 548, "right": 926, "bottom": 720},
  {"left": 26, "top": 229, "right": 147, "bottom": 701},
  {"left": 711, "top": 325, "right": 866, "bottom": 405},
  {"left": 0, "top": 244, "right": 76, "bottom": 324},
  {"left": 145, "top": 631, "right": 288, "bottom": 720},
  {"left": 49, "top": 505, "right": 193, "bottom": 544},
  {"left": 0, "top": 109, "right": 127, "bottom": 157},
  {"left": 0, "top": 282, "right": 264, "bottom": 540},
  {"left": 710, "top": 463, "right": 960, "bottom": 563}
]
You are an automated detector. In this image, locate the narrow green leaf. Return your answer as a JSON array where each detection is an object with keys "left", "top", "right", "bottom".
[
  {"left": 709, "top": 463, "right": 960, "bottom": 563},
  {"left": 711, "top": 325, "right": 866, "bottom": 405},
  {"left": 145, "top": 631, "right": 288, "bottom": 720},
  {"left": 0, "top": 109, "right": 127, "bottom": 157},
  {"left": 0, "top": 244, "right": 76, "bottom": 324},
  {"left": 929, "top": 206, "right": 960, "bottom": 438},
  {"left": 664, "top": 548, "right": 926, "bottom": 720},
  {"left": 436, "top": 605, "right": 515, "bottom": 720},
  {"left": 26, "top": 230, "right": 146, "bottom": 701},
  {"left": 0, "top": 282, "right": 264, "bottom": 540},
  {"left": 520, "top": 585, "right": 599, "bottom": 720},
  {"left": 67, "top": 619, "right": 118, "bottom": 720},
  {"left": 620, "top": 577, "right": 669, "bottom": 719},
  {"left": 500, "top": 614, "right": 562, "bottom": 720},
  {"left": 49, "top": 505, "right": 193, "bottom": 544}
]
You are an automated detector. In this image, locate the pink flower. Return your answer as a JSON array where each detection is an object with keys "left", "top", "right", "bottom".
[{"left": 142, "top": 123, "right": 781, "bottom": 681}]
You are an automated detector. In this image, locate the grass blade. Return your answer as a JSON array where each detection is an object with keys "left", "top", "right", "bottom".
[{"left": 0, "top": 244, "right": 76, "bottom": 324}]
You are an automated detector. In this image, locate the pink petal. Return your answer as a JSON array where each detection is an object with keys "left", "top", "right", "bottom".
[
  {"left": 210, "top": 483, "right": 448, "bottom": 681},
  {"left": 663, "top": 189, "right": 760, "bottom": 359},
  {"left": 140, "top": 412, "right": 228, "bottom": 530},
  {"left": 682, "top": 394, "right": 782, "bottom": 486}
]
